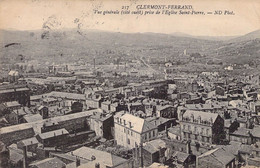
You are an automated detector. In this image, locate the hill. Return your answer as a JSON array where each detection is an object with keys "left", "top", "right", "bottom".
[{"left": 0, "top": 29, "right": 259, "bottom": 67}]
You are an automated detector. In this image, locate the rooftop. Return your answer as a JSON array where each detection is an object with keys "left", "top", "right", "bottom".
[
  {"left": 70, "top": 147, "right": 127, "bottom": 168},
  {"left": 143, "top": 139, "right": 166, "bottom": 154},
  {"left": 115, "top": 112, "right": 157, "bottom": 133},
  {"left": 47, "top": 91, "right": 85, "bottom": 100},
  {"left": 23, "top": 114, "right": 42, "bottom": 123},
  {"left": 29, "top": 157, "right": 66, "bottom": 168},
  {"left": 182, "top": 110, "right": 219, "bottom": 124},
  {"left": 230, "top": 127, "right": 251, "bottom": 137},
  {"left": 198, "top": 148, "right": 235, "bottom": 165},
  {"left": 17, "top": 137, "right": 38, "bottom": 147},
  {"left": 38, "top": 128, "right": 69, "bottom": 140},
  {"left": 3, "top": 101, "right": 20, "bottom": 108}
]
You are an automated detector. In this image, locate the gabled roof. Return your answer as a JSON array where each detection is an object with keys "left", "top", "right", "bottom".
[
  {"left": 198, "top": 148, "right": 235, "bottom": 165},
  {"left": 230, "top": 127, "right": 251, "bottom": 137},
  {"left": 172, "top": 151, "right": 190, "bottom": 163},
  {"left": 186, "top": 103, "right": 222, "bottom": 110},
  {"left": 252, "top": 126, "right": 260, "bottom": 138},
  {"left": 29, "top": 157, "right": 66, "bottom": 168},
  {"left": 183, "top": 110, "right": 219, "bottom": 124},
  {"left": 143, "top": 139, "right": 166, "bottom": 154},
  {"left": 47, "top": 91, "right": 85, "bottom": 100},
  {"left": 18, "top": 137, "right": 38, "bottom": 147},
  {"left": 3, "top": 101, "right": 20, "bottom": 108},
  {"left": 156, "top": 105, "right": 174, "bottom": 111},
  {"left": 12, "top": 108, "right": 29, "bottom": 116},
  {"left": 148, "top": 162, "right": 169, "bottom": 168},
  {"left": 23, "top": 114, "right": 42, "bottom": 123},
  {"left": 70, "top": 147, "right": 127, "bottom": 168},
  {"left": 8, "top": 70, "right": 19, "bottom": 76},
  {"left": 38, "top": 128, "right": 68, "bottom": 140},
  {"left": 115, "top": 112, "right": 157, "bottom": 133},
  {"left": 168, "top": 126, "right": 181, "bottom": 136}
]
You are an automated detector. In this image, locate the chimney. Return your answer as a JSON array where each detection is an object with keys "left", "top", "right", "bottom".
[
  {"left": 186, "top": 140, "right": 191, "bottom": 154},
  {"left": 95, "top": 163, "right": 100, "bottom": 168},
  {"left": 23, "top": 146, "right": 28, "bottom": 168},
  {"left": 76, "top": 156, "right": 80, "bottom": 167}
]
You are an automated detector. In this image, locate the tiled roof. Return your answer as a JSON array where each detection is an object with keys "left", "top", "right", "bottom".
[
  {"left": 115, "top": 112, "right": 157, "bottom": 133},
  {"left": 29, "top": 157, "right": 66, "bottom": 168},
  {"left": 18, "top": 137, "right": 38, "bottom": 147},
  {"left": 143, "top": 139, "right": 166, "bottom": 154},
  {"left": 172, "top": 151, "right": 190, "bottom": 163},
  {"left": 198, "top": 148, "right": 235, "bottom": 165},
  {"left": 38, "top": 128, "right": 69, "bottom": 140},
  {"left": 168, "top": 126, "right": 181, "bottom": 136},
  {"left": 4, "top": 101, "right": 20, "bottom": 107},
  {"left": 23, "top": 114, "right": 42, "bottom": 123},
  {"left": 70, "top": 147, "right": 127, "bottom": 168},
  {"left": 47, "top": 91, "right": 85, "bottom": 100},
  {"left": 183, "top": 110, "right": 219, "bottom": 123},
  {"left": 252, "top": 126, "right": 260, "bottom": 138},
  {"left": 230, "top": 127, "right": 251, "bottom": 137}
]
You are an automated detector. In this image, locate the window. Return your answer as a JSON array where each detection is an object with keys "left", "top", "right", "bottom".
[
  {"left": 127, "top": 138, "right": 130, "bottom": 144},
  {"left": 127, "top": 130, "right": 129, "bottom": 135},
  {"left": 149, "top": 132, "right": 151, "bottom": 139},
  {"left": 183, "top": 125, "right": 186, "bottom": 130},
  {"left": 206, "top": 129, "right": 209, "bottom": 136},
  {"left": 145, "top": 134, "right": 147, "bottom": 140},
  {"left": 188, "top": 125, "right": 191, "bottom": 131},
  {"left": 207, "top": 137, "right": 210, "bottom": 143},
  {"left": 194, "top": 126, "right": 197, "bottom": 132},
  {"left": 131, "top": 131, "right": 133, "bottom": 136},
  {"left": 153, "top": 130, "right": 155, "bottom": 137},
  {"left": 195, "top": 135, "right": 198, "bottom": 140},
  {"left": 188, "top": 133, "right": 191, "bottom": 138}
]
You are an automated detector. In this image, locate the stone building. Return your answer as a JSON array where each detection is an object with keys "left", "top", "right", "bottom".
[
  {"left": 114, "top": 112, "right": 158, "bottom": 149},
  {"left": 179, "top": 110, "right": 225, "bottom": 144}
]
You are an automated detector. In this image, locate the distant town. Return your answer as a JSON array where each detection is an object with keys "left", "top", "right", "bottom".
[{"left": 0, "top": 43, "right": 260, "bottom": 168}]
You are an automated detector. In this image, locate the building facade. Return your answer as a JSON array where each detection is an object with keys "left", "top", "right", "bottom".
[
  {"left": 114, "top": 112, "right": 158, "bottom": 149},
  {"left": 179, "top": 110, "right": 225, "bottom": 144}
]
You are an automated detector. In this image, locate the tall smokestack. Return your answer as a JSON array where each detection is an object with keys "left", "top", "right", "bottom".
[
  {"left": 23, "top": 146, "right": 28, "bottom": 168},
  {"left": 93, "top": 57, "right": 96, "bottom": 70},
  {"left": 186, "top": 140, "right": 191, "bottom": 154},
  {"left": 140, "top": 143, "right": 144, "bottom": 168}
]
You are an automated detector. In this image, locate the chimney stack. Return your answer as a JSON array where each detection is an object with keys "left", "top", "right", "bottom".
[
  {"left": 186, "top": 140, "right": 191, "bottom": 154},
  {"left": 95, "top": 163, "right": 100, "bottom": 168},
  {"left": 76, "top": 156, "right": 80, "bottom": 167},
  {"left": 23, "top": 146, "right": 28, "bottom": 168}
]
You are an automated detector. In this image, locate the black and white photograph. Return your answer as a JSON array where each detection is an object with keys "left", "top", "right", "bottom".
[{"left": 0, "top": 0, "right": 260, "bottom": 167}]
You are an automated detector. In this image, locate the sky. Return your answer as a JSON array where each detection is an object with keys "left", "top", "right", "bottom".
[{"left": 0, "top": 0, "right": 259, "bottom": 36}]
